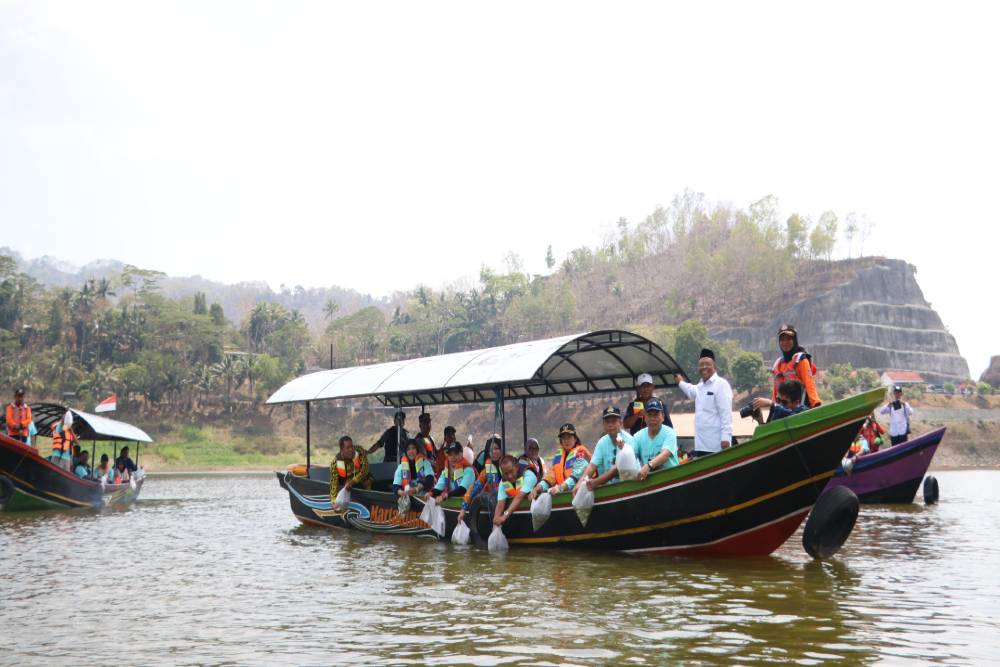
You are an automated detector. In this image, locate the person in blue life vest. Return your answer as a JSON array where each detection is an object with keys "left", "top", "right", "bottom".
[
  {"left": 428, "top": 441, "right": 475, "bottom": 507},
  {"left": 632, "top": 398, "right": 680, "bottom": 480},
  {"left": 493, "top": 454, "right": 538, "bottom": 527}
]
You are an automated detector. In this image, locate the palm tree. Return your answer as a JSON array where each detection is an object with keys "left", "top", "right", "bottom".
[{"left": 323, "top": 299, "right": 339, "bottom": 321}]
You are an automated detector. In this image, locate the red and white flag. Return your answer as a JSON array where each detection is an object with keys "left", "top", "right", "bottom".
[{"left": 95, "top": 394, "right": 117, "bottom": 413}]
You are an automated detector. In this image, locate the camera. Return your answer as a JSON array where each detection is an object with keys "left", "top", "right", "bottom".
[{"left": 739, "top": 403, "right": 756, "bottom": 419}]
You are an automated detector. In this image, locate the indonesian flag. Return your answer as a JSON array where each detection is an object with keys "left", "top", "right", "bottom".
[{"left": 95, "top": 394, "right": 117, "bottom": 413}]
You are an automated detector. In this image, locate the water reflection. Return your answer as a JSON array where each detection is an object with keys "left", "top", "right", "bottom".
[{"left": 1, "top": 470, "right": 998, "bottom": 665}]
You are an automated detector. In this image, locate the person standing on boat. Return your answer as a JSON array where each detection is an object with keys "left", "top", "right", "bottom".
[
  {"left": 623, "top": 373, "right": 673, "bottom": 435},
  {"left": 675, "top": 348, "right": 733, "bottom": 458},
  {"left": 633, "top": 398, "right": 679, "bottom": 480},
  {"left": 493, "top": 454, "right": 538, "bottom": 527},
  {"left": 368, "top": 410, "right": 408, "bottom": 463},
  {"left": 772, "top": 325, "right": 822, "bottom": 408},
  {"left": 436, "top": 425, "right": 458, "bottom": 474},
  {"left": 414, "top": 412, "right": 437, "bottom": 463},
  {"left": 5, "top": 388, "right": 32, "bottom": 444},
  {"left": 330, "top": 435, "right": 373, "bottom": 503},
  {"left": 580, "top": 406, "right": 636, "bottom": 490},
  {"left": 531, "top": 423, "right": 591, "bottom": 498},
  {"left": 880, "top": 385, "right": 913, "bottom": 446},
  {"left": 49, "top": 411, "right": 77, "bottom": 471}
]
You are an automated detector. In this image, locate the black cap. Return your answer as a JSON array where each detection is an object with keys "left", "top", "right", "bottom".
[
  {"left": 644, "top": 397, "right": 664, "bottom": 413},
  {"left": 893, "top": 385, "right": 903, "bottom": 392},
  {"left": 445, "top": 441, "right": 463, "bottom": 454},
  {"left": 558, "top": 422, "right": 577, "bottom": 437},
  {"left": 699, "top": 348, "right": 715, "bottom": 361},
  {"left": 602, "top": 406, "right": 622, "bottom": 419},
  {"left": 14, "top": 388, "right": 24, "bottom": 396}
]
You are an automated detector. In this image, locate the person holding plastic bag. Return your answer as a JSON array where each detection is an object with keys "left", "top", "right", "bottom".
[
  {"left": 492, "top": 454, "right": 538, "bottom": 528},
  {"left": 633, "top": 398, "right": 680, "bottom": 480},
  {"left": 530, "top": 423, "right": 591, "bottom": 500},
  {"left": 426, "top": 442, "right": 475, "bottom": 506},
  {"left": 330, "top": 435, "right": 373, "bottom": 508},
  {"left": 393, "top": 440, "right": 436, "bottom": 497},
  {"left": 579, "top": 406, "right": 636, "bottom": 492}
]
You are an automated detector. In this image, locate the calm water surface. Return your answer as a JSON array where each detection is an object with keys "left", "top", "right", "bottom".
[{"left": 1, "top": 470, "right": 998, "bottom": 666}]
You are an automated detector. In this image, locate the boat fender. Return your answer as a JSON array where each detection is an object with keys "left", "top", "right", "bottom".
[
  {"left": 467, "top": 494, "right": 497, "bottom": 548},
  {"left": 802, "top": 486, "right": 860, "bottom": 559},
  {"left": 0, "top": 475, "right": 14, "bottom": 505},
  {"left": 923, "top": 476, "right": 940, "bottom": 505}
]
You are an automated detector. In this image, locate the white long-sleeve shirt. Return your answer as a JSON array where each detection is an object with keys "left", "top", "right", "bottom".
[
  {"left": 678, "top": 373, "right": 734, "bottom": 453},
  {"left": 879, "top": 401, "right": 913, "bottom": 437}
]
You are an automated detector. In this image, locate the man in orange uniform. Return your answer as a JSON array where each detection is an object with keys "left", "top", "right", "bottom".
[
  {"left": 5, "top": 388, "right": 32, "bottom": 444},
  {"left": 772, "top": 325, "right": 822, "bottom": 408}
]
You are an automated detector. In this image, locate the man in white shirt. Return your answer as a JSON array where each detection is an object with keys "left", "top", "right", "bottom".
[
  {"left": 674, "top": 348, "right": 733, "bottom": 458},
  {"left": 879, "top": 385, "right": 914, "bottom": 446}
]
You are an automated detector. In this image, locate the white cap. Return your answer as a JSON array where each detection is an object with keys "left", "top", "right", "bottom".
[{"left": 637, "top": 373, "right": 654, "bottom": 386}]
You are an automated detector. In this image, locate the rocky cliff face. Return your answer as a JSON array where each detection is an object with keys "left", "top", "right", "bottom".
[
  {"left": 715, "top": 259, "right": 970, "bottom": 383},
  {"left": 980, "top": 356, "right": 1000, "bottom": 387}
]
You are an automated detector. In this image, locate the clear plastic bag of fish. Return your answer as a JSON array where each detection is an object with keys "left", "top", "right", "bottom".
[
  {"left": 573, "top": 480, "right": 595, "bottom": 526},
  {"left": 334, "top": 486, "right": 350, "bottom": 510},
  {"left": 616, "top": 443, "right": 640, "bottom": 481},
  {"left": 488, "top": 525, "right": 508, "bottom": 552},
  {"left": 530, "top": 492, "right": 553, "bottom": 531},
  {"left": 397, "top": 492, "right": 411, "bottom": 516},
  {"left": 419, "top": 499, "right": 435, "bottom": 525},
  {"left": 451, "top": 519, "right": 471, "bottom": 545},
  {"left": 431, "top": 503, "right": 446, "bottom": 537}
]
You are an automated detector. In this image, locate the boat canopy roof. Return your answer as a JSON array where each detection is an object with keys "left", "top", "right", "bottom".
[
  {"left": 31, "top": 403, "right": 154, "bottom": 443},
  {"left": 267, "top": 330, "right": 684, "bottom": 407}
]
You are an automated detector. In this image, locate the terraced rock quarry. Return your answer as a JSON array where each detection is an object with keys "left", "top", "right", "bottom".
[{"left": 715, "top": 259, "right": 969, "bottom": 383}]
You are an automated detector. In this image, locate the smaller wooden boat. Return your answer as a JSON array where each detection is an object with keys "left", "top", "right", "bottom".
[
  {"left": 0, "top": 403, "right": 152, "bottom": 511},
  {"left": 824, "top": 427, "right": 946, "bottom": 503}
]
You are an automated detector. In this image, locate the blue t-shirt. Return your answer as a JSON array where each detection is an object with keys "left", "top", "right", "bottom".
[
  {"left": 74, "top": 464, "right": 90, "bottom": 478},
  {"left": 632, "top": 425, "right": 678, "bottom": 469},
  {"left": 590, "top": 431, "right": 636, "bottom": 480},
  {"left": 497, "top": 470, "right": 537, "bottom": 502}
]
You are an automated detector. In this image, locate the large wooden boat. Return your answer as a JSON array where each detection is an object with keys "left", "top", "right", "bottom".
[
  {"left": 824, "top": 427, "right": 945, "bottom": 503},
  {"left": 0, "top": 404, "right": 151, "bottom": 511},
  {"left": 269, "top": 330, "right": 883, "bottom": 555}
]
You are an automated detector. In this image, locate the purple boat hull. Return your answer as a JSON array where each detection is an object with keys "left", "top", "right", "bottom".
[{"left": 825, "top": 427, "right": 946, "bottom": 503}]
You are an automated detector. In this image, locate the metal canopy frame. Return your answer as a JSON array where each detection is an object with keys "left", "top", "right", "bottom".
[
  {"left": 29, "top": 403, "right": 154, "bottom": 443},
  {"left": 267, "top": 330, "right": 684, "bottom": 408}
]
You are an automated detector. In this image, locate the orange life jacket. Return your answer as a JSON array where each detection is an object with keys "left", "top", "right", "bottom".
[
  {"left": 772, "top": 353, "right": 819, "bottom": 406},
  {"left": 50, "top": 423, "right": 76, "bottom": 454},
  {"left": 550, "top": 445, "right": 591, "bottom": 485},
  {"left": 335, "top": 452, "right": 363, "bottom": 479},
  {"left": 6, "top": 403, "right": 31, "bottom": 436},
  {"left": 849, "top": 439, "right": 863, "bottom": 455}
]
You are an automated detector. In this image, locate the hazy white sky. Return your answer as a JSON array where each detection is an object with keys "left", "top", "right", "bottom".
[{"left": 1, "top": 1, "right": 997, "bottom": 375}]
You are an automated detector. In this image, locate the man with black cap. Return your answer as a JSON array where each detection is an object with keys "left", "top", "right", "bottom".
[
  {"left": 623, "top": 373, "right": 673, "bottom": 435},
  {"left": 580, "top": 405, "right": 636, "bottom": 491},
  {"left": 6, "top": 388, "right": 32, "bottom": 444},
  {"left": 675, "top": 348, "right": 733, "bottom": 458},
  {"left": 633, "top": 398, "right": 679, "bottom": 479},
  {"left": 368, "top": 410, "right": 408, "bottom": 463},
  {"left": 879, "top": 385, "right": 914, "bottom": 446}
]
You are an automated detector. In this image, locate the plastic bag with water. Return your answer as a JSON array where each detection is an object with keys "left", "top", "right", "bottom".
[
  {"left": 397, "top": 493, "right": 411, "bottom": 516},
  {"left": 488, "top": 525, "right": 508, "bottom": 552},
  {"left": 530, "top": 492, "right": 553, "bottom": 531},
  {"left": 334, "top": 486, "right": 350, "bottom": 510},
  {"left": 451, "top": 520, "right": 471, "bottom": 545},
  {"left": 616, "top": 443, "right": 640, "bottom": 481},
  {"left": 573, "top": 480, "right": 595, "bottom": 526}
]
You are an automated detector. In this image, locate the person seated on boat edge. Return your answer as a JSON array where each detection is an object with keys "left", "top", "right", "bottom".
[
  {"left": 580, "top": 406, "right": 636, "bottom": 492},
  {"left": 49, "top": 411, "right": 77, "bottom": 471},
  {"left": 368, "top": 410, "right": 408, "bottom": 463},
  {"left": 115, "top": 446, "right": 138, "bottom": 474},
  {"left": 393, "top": 439, "right": 436, "bottom": 498},
  {"left": 74, "top": 450, "right": 92, "bottom": 478},
  {"left": 330, "top": 435, "right": 373, "bottom": 504},
  {"left": 92, "top": 453, "right": 112, "bottom": 481},
  {"left": 458, "top": 433, "right": 504, "bottom": 521},
  {"left": 5, "top": 388, "right": 32, "bottom": 444},
  {"left": 493, "top": 454, "right": 538, "bottom": 527},
  {"left": 435, "top": 425, "right": 458, "bottom": 474},
  {"left": 633, "top": 398, "right": 680, "bottom": 480},
  {"left": 750, "top": 380, "right": 809, "bottom": 425},
  {"left": 428, "top": 441, "right": 475, "bottom": 507},
  {"left": 517, "top": 438, "right": 546, "bottom": 480},
  {"left": 473, "top": 434, "right": 503, "bottom": 474},
  {"left": 530, "top": 423, "right": 591, "bottom": 499},
  {"left": 623, "top": 373, "right": 674, "bottom": 436}
]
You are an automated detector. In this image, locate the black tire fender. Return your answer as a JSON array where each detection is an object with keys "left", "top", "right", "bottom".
[
  {"left": 923, "top": 476, "right": 940, "bottom": 505},
  {"left": 803, "top": 486, "right": 860, "bottom": 559},
  {"left": 467, "top": 494, "right": 496, "bottom": 547},
  {"left": 0, "top": 475, "right": 14, "bottom": 504}
]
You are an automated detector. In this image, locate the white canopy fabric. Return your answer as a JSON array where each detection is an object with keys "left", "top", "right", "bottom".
[
  {"left": 30, "top": 403, "right": 154, "bottom": 442},
  {"left": 267, "top": 330, "right": 684, "bottom": 407}
]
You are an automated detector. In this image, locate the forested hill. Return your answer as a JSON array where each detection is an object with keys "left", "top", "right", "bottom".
[{"left": 0, "top": 193, "right": 971, "bottom": 421}]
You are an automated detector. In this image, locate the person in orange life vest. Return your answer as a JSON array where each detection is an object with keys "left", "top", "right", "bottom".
[
  {"left": 493, "top": 454, "right": 538, "bottom": 527},
  {"left": 92, "top": 453, "right": 113, "bottom": 481},
  {"left": 517, "top": 438, "right": 546, "bottom": 480},
  {"left": 530, "top": 423, "right": 591, "bottom": 499},
  {"left": 458, "top": 433, "right": 503, "bottom": 521},
  {"left": 330, "top": 435, "right": 372, "bottom": 503},
  {"left": 847, "top": 433, "right": 870, "bottom": 458},
  {"left": 393, "top": 440, "right": 436, "bottom": 497},
  {"left": 414, "top": 412, "right": 438, "bottom": 464},
  {"left": 772, "top": 325, "right": 822, "bottom": 408},
  {"left": 50, "top": 411, "right": 77, "bottom": 471},
  {"left": 6, "top": 388, "right": 32, "bottom": 443},
  {"left": 431, "top": 442, "right": 476, "bottom": 511},
  {"left": 434, "top": 425, "right": 458, "bottom": 475},
  {"left": 860, "top": 414, "right": 885, "bottom": 453}
]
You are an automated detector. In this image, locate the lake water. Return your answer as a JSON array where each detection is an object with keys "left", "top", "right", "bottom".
[{"left": 2, "top": 470, "right": 998, "bottom": 666}]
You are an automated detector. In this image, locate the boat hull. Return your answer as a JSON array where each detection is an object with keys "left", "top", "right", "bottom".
[
  {"left": 0, "top": 435, "right": 144, "bottom": 511},
  {"left": 825, "top": 427, "right": 945, "bottom": 503},
  {"left": 278, "top": 389, "right": 886, "bottom": 556}
]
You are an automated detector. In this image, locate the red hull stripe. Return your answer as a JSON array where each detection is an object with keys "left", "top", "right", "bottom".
[{"left": 623, "top": 508, "right": 811, "bottom": 557}]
